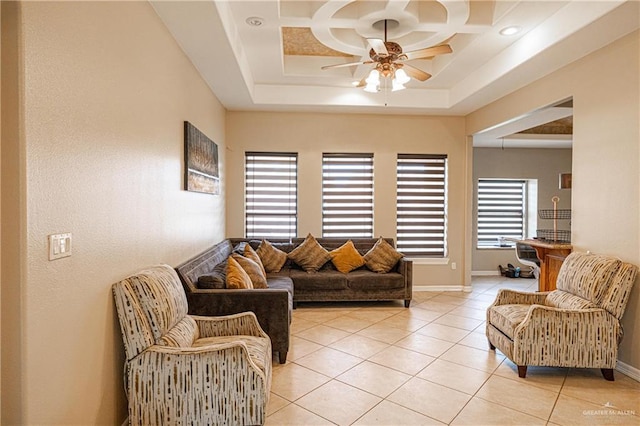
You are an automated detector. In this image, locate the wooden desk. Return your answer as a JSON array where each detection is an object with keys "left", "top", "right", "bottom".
[{"left": 515, "top": 239, "right": 572, "bottom": 292}]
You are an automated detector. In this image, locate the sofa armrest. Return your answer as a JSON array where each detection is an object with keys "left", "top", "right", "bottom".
[
  {"left": 186, "top": 288, "right": 291, "bottom": 357},
  {"left": 192, "top": 311, "right": 268, "bottom": 339},
  {"left": 186, "top": 288, "right": 290, "bottom": 318}
]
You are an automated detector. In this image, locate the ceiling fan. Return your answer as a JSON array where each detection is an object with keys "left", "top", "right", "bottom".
[{"left": 321, "top": 20, "right": 452, "bottom": 92}]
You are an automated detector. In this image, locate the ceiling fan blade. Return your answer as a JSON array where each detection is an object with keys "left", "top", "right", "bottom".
[
  {"left": 401, "top": 44, "right": 452, "bottom": 61},
  {"left": 321, "top": 60, "right": 372, "bottom": 70},
  {"left": 367, "top": 38, "right": 388, "bottom": 56},
  {"left": 402, "top": 64, "right": 432, "bottom": 82}
]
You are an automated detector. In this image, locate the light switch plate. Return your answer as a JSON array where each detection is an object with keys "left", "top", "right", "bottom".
[{"left": 49, "top": 233, "right": 72, "bottom": 260}]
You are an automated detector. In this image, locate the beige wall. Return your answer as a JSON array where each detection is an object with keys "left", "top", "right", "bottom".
[
  {"left": 2, "top": 2, "right": 226, "bottom": 424},
  {"left": 467, "top": 31, "right": 640, "bottom": 370},
  {"left": 472, "top": 148, "right": 572, "bottom": 272},
  {"left": 226, "top": 112, "right": 470, "bottom": 288}
]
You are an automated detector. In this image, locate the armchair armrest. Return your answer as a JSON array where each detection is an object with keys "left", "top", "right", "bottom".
[
  {"left": 512, "top": 305, "right": 622, "bottom": 368},
  {"left": 491, "top": 289, "right": 549, "bottom": 307},
  {"left": 128, "top": 343, "right": 268, "bottom": 425},
  {"left": 192, "top": 311, "right": 268, "bottom": 339}
]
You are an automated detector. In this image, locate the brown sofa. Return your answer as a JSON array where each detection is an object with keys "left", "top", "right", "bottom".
[{"left": 176, "top": 237, "right": 413, "bottom": 363}]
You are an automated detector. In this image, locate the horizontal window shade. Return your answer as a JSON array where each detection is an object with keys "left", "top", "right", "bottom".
[
  {"left": 477, "top": 179, "right": 525, "bottom": 248},
  {"left": 245, "top": 152, "right": 297, "bottom": 238},
  {"left": 396, "top": 154, "right": 448, "bottom": 257},
  {"left": 322, "top": 153, "right": 373, "bottom": 237}
]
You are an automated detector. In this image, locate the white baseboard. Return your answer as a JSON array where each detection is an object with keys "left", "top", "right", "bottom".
[
  {"left": 414, "top": 285, "right": 472, "bottom": 292},
  {"left": 472, "top": 270, "right": 501, "bottom": 276},
  {"left": 616, "top": 360, "right": 640, "bottom": 382}
]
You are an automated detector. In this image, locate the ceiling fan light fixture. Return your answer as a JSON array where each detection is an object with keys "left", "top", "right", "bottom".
[
  {"left": 394, "top": 68, "right": 410, "bottom": 85},
  {"left": 364, "top": 82, "right": 379, "bottom": 93},
  {"left": 364, "top": 69, "right": 381, "bottom": 92},
  {"left": 391, "top": 80, "right": 406, "bottom": 92}
]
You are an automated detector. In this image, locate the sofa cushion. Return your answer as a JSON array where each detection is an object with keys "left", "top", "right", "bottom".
[
  {"left": 330, "top": 240, "right": 365, "bottom": 273},
  {"left": 363, "top": 238, "right": 404, "bottom": 273},
  {"left": 289, "top": 269, "right": 348, "bottom": 290},
  {"left": 488, "top": 304, "right": 531, "bottom": 339},
  {"left": 287, "top": 234, "right": 331, "bottom": 273},
  {"left": 347, "top": 270, "right": 404, "bottom": 290},
  {"left": 244, "top": 244, "right": 267, "bottom": 277},
  {"left": 231, "top": 253, "right": 268, "bottom": 289},
  {"left": 257, "top": 240, "right": 288, "bottom": 273},
  {"left": 555, "top": 252, "right": 621, "bottom": 304},
  {"left": 545, "top": 290, "right": 598, "bottom": 310},
  {"left": 226, "top": 256, "right": 253, "bottom": 289},
  {"left": 197, "top": 259, "right": 227, "bottom": 289}
]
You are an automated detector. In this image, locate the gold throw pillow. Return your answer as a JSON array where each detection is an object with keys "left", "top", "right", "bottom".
[
  {"left": 231, "top": 253, "right": 268, "bottom": 289},
  {"left": 226, "top": 256, "right": 253, "bottom": 289},
  {"left": 244, "top": 244, "right": 267, "bottom": 277},
  {"left": 329, "top": 240, "right": 365, "bottom": 273}
]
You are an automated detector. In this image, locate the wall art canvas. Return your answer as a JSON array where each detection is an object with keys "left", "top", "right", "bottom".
[{"left": 184, "top": 121, "right": 219, "bottom": 194}]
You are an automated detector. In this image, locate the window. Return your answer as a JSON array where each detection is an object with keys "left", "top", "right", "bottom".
[
  {"left": 396, "top": 154, "right": 448, "bottom": 257},
  {"left": 322, "top": 153, "right": 373, "bottom": 237},
  {"left": 245, "top": 152, "right": 297, "bottom": 238},
  {"left": 477, "top": 179, "right": 526, "bottom": 248}
]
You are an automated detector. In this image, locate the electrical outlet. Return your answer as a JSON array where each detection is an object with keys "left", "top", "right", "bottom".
[
  {"left": 451, "top": 262, "right": 457, "bottom": 270},
  {"left": 49, "top": 233, "right": 72, "bottom": 260}
]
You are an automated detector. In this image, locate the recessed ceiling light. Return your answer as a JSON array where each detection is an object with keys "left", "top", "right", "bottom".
[
  {"left": 499, "top": 26, "right": 521, "bottom": 36},
  {"left": 246, "top": 17, "right": 264, "bottom": 27}
]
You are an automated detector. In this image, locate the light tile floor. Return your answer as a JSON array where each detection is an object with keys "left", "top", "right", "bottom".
[{"left": 266, "top": 276, "right": 640, "bottom": 425}]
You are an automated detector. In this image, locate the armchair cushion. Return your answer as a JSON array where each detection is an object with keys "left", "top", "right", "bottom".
[
  {"left": 133, "top": 267, "right": 189, "bottom": 343},
  {"left": 545, "top": 291, "right": 598, "bottom": 310},
  {"left": 555, "top": 253, "right": 620, "bottom": 304},
  {"left": 487, "top": 304, "right": 530, "bottom": 339},
  {"left": 158, "top": 316, "right": 199, "bottom": 347}
]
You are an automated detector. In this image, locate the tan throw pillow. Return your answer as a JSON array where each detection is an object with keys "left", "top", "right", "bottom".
[
  {"left": 244, "top": 244, "right": 267, "bottom": 277},
  {"left": 287, "top": 233, "right": 331, "bottom": 273},
  {"left": 256, "top": 240, "right": 287, "bottom": 273},
  {"left": 364, "top": 238, "right": 404, "bottom": 273},
  {"left": 226, "top": 256, "right": 253, "bottom": 289},
  {"left": 231, "top": 253, "right": 268, "bottom": 289},
  {"left": 330, "top": 240, "right": 365, "bottom": 273}
]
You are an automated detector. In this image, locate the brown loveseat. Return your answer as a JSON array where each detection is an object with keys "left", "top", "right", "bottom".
[{"left": 176, "top": 237, "right": 413, "bottom": 363}]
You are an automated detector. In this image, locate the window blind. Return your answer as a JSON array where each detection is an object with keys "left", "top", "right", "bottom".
[
  {"left": 322, "top": 153, "right": 374, "bottom": 237},
  {"left": 245, "top": 152, "right": 297, "bottom": 238},
  {"left": 477, "top": 179, "right": 526, "bottom": 248},
  {"left": 396, "top": 154, "right": 448, "bottom": 257}
]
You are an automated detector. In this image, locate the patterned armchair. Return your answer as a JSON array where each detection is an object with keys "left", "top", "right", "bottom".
[
  {"left": 486, "top": 252, "right": 637, "bottom": 381},
  {"left": 113, "top": 265, "right": 272, "bottom": 425}
]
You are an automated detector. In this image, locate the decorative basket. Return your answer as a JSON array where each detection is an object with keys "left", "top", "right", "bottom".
[
  {"left": 538, "top": 209, "right": 571, "bottom": 220},
  {"left": 536, "top": 229, "right": 571, "bottom": 243}
]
